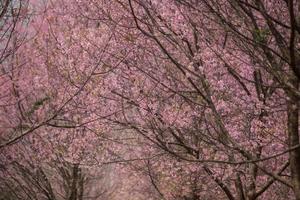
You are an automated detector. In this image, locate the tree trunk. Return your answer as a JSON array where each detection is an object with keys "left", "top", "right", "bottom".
[
  {"left": 69, "top": 164, "right": 79, "bottom": 200},
  {"left": 287, "top": 79, "right": 300, "bottom": 200}
]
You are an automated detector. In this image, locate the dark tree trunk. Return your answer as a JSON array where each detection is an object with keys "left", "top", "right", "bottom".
[{"left": 287, "top": 78, "right": 300, "bottom": 200}]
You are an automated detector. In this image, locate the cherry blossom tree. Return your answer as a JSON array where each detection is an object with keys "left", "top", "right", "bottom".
[
  {"left": 100, "top": 0, "right": 299, "bottom": 199},
  {"left": 0, "top": 151, "right": 116, "bottom": 200},
  {"left": 0, "top": 0, "right": 299, "bottom": 200}
]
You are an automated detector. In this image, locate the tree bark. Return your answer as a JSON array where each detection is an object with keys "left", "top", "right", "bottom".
[
  {"left": 287, "top": 78, "right": 300, "bottom": 200},
  {"left": 69, "top": 164, "right": 79, "bottom": 200}
]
